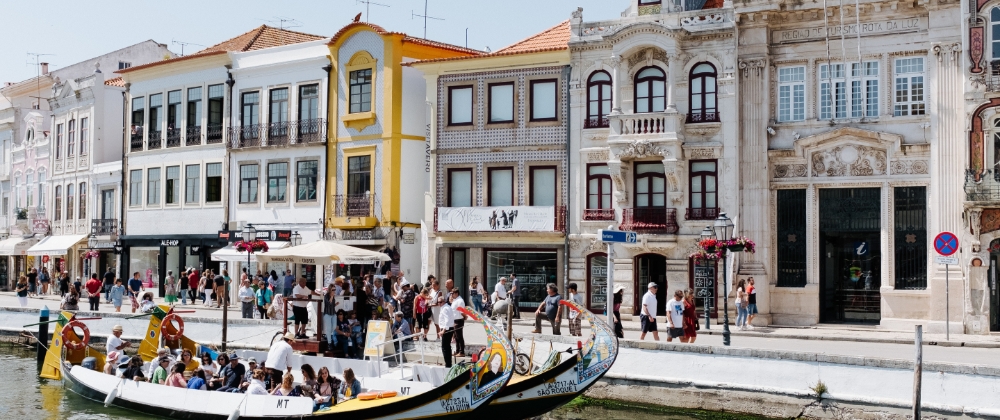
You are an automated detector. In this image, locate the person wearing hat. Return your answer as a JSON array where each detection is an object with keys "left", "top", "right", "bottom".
[
  {"left": 147, "top": 347, "right": 176, "bottom": 379},
  {"left": 392, "top": 311, "right": 412, "bottom": 355},
  {"left": 612, "top": 283, "right": 626, "bottom": 338},
  {"left": 239, "top": 357, "right": 259, "bottom": 391},
  {"left": 531, "top": 283, "right": 562, "bottom": 335},
  {"left": 216, "top": 353, "right": 246, "bottom": 392},
  {"left": 640, "top": 282, "right": 660, "bottom": 341},
  {"left": 265, "top": 332, "right": 296, "bottom": 390},
  {"left": 103, "top": 351, "right": 120, "bottom": 375},
  {"left": 106, "top": 325, "right": 131, "bottom": 356}
]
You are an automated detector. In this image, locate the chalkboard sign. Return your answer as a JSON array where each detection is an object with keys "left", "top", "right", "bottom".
[
  {"left": 693, "top": 261, "right": 715, "bottom": 310},
  {"left": 590, "top": 262, "right": 607, "bottom": 310}
]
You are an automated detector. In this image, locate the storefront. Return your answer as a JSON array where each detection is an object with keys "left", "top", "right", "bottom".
[
  {"left": 120, "top": 234, "right": 227, "bottom": 297},
  {"left": 485, "top": 250, "right": 560, "bottom": 310},
  {"left": 27, "top": 234, "right": 88, "bottom": 280},
  {"left": 0, "top": 235, "right": 40, "bottom": 289}
]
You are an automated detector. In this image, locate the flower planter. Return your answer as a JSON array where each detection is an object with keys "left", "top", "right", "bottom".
[{"left": 728, "top": 244, "right": 745, "bottom": 252}]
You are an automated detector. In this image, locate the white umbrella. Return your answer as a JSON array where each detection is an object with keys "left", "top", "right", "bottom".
[{"left": 254, "top": 240, "right": 391, "bottom": 265}]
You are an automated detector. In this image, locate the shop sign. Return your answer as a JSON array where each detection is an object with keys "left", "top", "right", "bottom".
[
  {"left": 32, "top": 219, "right": 49, "bottom": 235},
  {"left": 88, "top": 238, "right": 116, "bottom": 249},
  {"left": 436, "top": 206, "right": 555, "bottom": 232},
  {"left": 218, "top": 229, "right": 291, "bottom": 242},
  {"left": 161, "top": 240, "right": 180, "bottom": 246},
  {"left": 402, "top": 233, "right": 415, "bottom": 244}
]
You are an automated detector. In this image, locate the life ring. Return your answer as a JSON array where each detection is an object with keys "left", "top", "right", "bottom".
[
  {"left": 61, "top": 320, "right": 90, "bottom": 351},
  {"left": 160, "top": 313, "right": 185, "bottom": 341},
  {"left": 358, "top": 390, "right": 398, "bottom": 400}
]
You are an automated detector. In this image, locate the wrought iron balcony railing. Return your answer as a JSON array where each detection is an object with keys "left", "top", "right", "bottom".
[
  {"left": 619, "top": 207, "right": 679, "bottom": 234},
  {"left": 584, "top": 116, "right": 610, "bottom": 129},
  {"left": 583, "top": 208, "right": 615, "bottom": 221},
  {"left": 147, "top": 129, "right": 162, "bottom": 149},
  {"left": 91, "top": 218, "right": 118, "bottom": 236},
  {"left": 206, "top": 124, "right": 224, "bottom": 144},
  {"left": 130, "top": 133, "right": 143, "bottom": 152},
  {"left": 228, "top": 118, "right": 327, "bottom": 149},
  {"left": 333, "top": 193, "right": 380, "bottom": 218},
  {"left": 166, "top": 127, "right": 182, "bottom": 148},
  {"left": 685, "top": 207, "right": 719, "bottom": 220},
  {"left": 965, "top": 169, "right": 1000, "bottom": 202},
  {"left": 297, "top": 118, "right": 326, "bottom": 144},
  {"left": 185, "top": 126, "right": 202, "bottom": 146},
  {"left": 686, "top": 111, "right": 719, "bottom": 124}
]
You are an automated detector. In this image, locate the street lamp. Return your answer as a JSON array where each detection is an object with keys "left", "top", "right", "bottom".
[
  {"left": 700, "top": 226, "right": 713, "bottom": 330},
  {"left": 714, "top": 212, "right": 734, "bottom": 346},
  {"left": 224, "top": 223, "right": 256, "bottom": 352},
  {"left": 290, "top": 231, "right": 302, "bottom": 247}
]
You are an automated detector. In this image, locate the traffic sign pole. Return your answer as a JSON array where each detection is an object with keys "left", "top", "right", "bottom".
[
  {"left": 599, "top": 229, "right": 637, "bottom": 327},
  {"left": 933, "top": 231, "right": 958, "bottom": 341}
]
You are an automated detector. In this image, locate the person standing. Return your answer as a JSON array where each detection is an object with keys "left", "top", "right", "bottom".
[
  {"left": 532, "top": 283, "right": 562, "bottom": 335},
  {"left": 164, "top": 271, "right": 178, "bottom": 306},
  {"left": 567, "top": 283, "right": 584, "bottom": 337},
  {"left": 509, "top": 273, "right": 521, "bottom": 319},
  {"left": 187, "top": 269, "right": 199, "bottom": 304},
  {"left": 282, "top": 270, "right": 295, "bottom": 298},
  {"left": 470, "top": 276, "right": 485, "bottom": 313},
  {"left": 103, "top": 267, "right": 116, "bottom": 303},
  {"left": 27, "top": 268, "right": 38, "bottom": 297},
  {"left": 110, "top": 279, "right": 126, "bottom": 312},
  {"left": 265, "top": 332, "right": 296, "bottom": 389},
  {"left": 256, "top": 278, "right": 273, "bottom": 319},
  {"left": 450, "top": 288, "right": 467, "bottom": 356},
  {"left": 58, "top": 272, "right": 70, "bottom": 297},
  {"left": 239, "top": 279, "right": 255, "bottom": 319},
  {"left": 127, "top": 272, "right": 144, "bottom": 313},
  {"left": 322, "top": 283, "right": 338, "bottom": 344},
  {"left": 665, "top": 290, "right": 686, "bottom": 343},
  {"left": 85, "top": 274, "right": 102, "bottom": 311},
  {"left": 38, "top": 267, "right": 50, "bottom": 295},
  {"left": 682, "top": 289, "right": 698, "bottom": 343},
  {"left": 398, "top": 280, "right": 415, "bottom": 335},
  {"left": 746, "top": 277, "right": 758, "bottom": 329},
  {"left": 428, "top": 278, "right": 443, "bottom": 340},
  {"left": 438, "top": 298, "right": 456, "bottom": 368},
  {"left": 15, "top": 276, "right": 28, "bottom": 307},
  {"left": 639, "top": 282, "right": 660, "bottom": 341},
  {"left": 735, "top": 279, "right": 748, "bottom": 330},
  {"left": 612, "top": 284, "right": 625, "bottom": 338},
  {"left": 292, "top": 277, "right": 321, "bottom": 338},
  {"left": 213, "top": 271, "right": 226, "bottom": 308}
]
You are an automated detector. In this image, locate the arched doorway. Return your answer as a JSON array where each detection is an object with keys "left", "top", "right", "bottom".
[{"left": 633, "top": 254, "right": 666, "bottom": 316}]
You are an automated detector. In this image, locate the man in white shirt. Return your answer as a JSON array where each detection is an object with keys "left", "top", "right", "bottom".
[
  {"left": 265, "top": 332, "right": 296, "bottom": 389},
  {"left": 438, "top": 299, "right": 456, "bottom": 368},
  {"left": 449, "top": 287, "right": 467, "bottom": 357},
  {"left": 640, "top": 282, "right": 660, "bottom": 341},
  {"left": 106, "top": 325, "right": 131, "bottom": 355},
  {"left": 665, "top": 289, "right": 686, "bottom": 342},
  {"left": 146, "top": 347, "right": 175, "bottom": 378},
  {"left": 292, "top": 277, "right": 321, "bottom": 338},
  {"left": 567, "top": 283, "right": 584, "bottom": 337},
  {"left": 494, "top": 277, "right": 508, "bottom": 301}
]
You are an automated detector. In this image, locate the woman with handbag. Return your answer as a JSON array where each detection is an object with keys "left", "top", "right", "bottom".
[{"left": 735, "top": 279, "right": 749, "bottom": 330}]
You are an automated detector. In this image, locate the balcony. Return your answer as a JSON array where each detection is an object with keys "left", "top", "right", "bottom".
[
  {"left": 229, "top": 124, "right": 263, "bottom": 148},
  {"left": 91, "top": 218, "right": 118, "bottom": 236},
  {"left": 619, "top": 207, "right": 678, "bottom": 234},
  {"left": 685, "top": 207, "right": 719, "bottom": 221},
  {"left": 297, "top": 119, "right": 327, "bottom": 144},
  {"left": 584, "top": 116, "right": 609, "bottom": 129},
  {"left": 185, "top": 126, "right": 202, "bottom": 146},
  {"left": 166, "top": 127, "right": 182, "bottom": 148},
  {"left": 965, "top": 169, "right": 1000, "bottom": 202},
  {"left": 148, "top": 129, "right": 162, "bottom": 149},
  {"left": 229, "top": 119, "right": 328, "bottom": 150},
  {"left": 686, "top": 111, "right": 719, "bottom": 124},
  {"left": 583, "top": 208, "right": 615, "bottom": 221},
  {"left": 330, "top": 193, "right": 380, "bottom": 229},
  {"left": 267, "top": 121, "right": 291, "bottom": 146},
  {"left": 609, "top": 111, "right": 683, "bottom": 136},
  {"left": 434, "top": 205, "right": 566, "bottom": 233},
  {"left": 206, "top": 124, "right": 224, "bottom": 144},
  {"left": 130, "top": 131, "right": 143, "bottom": 152}
]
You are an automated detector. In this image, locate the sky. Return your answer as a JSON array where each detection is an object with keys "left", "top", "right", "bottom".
[{"left": 0, "top": 0, "right": 625, "bottom": 84}]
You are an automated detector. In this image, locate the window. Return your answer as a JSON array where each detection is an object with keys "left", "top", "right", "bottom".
[
  {"left": 129, "top": 170, "right": 142, "bottom": 206},
  {"left": 296, "top": 160, "right": 318, "bottom": 202},
  {"left": 165, "top": 166, "right": 180, "bottom": 204},
  {"left": 488, "top": 167, "right": 514, "bottom": 206},
  {"left": 529, "top": 79, "right": 557, "bottom": 121},
  {"left": 894, "top": 186, "right": 927, "bottom": 290},
  {"left": 206, "top": 163, "right": 222, "bottom": 203},
  {"left": 267, "top": 162, "right": 288, "bottom": 202},
  {"left": 67, "top": 119, "right": 76, "bottom": 157},
  {"left": 347, "top": 156, "right": 371, "bottom": 195},
  {"left": 448, "top": 86, "right": 473, "bottom": 126},
  {"left": 167, "top": 90, "right": 181, "bottom": 130},
  {"left": 530, "top": 167, "right": 556, "bottom": 206},
  {"left": 776, "top": 189, "right": 806, "bottom": 287},
  {"left": 38, "top": 172, "right": 45, "bottom": 212},
  {"left": 634, "top": 67, "right": 666, "bottom": 113},
  {"left": 894, "top": 58, "right": 925, "bottom": 116},
  {"left": 240, "top": 164, "right": 259, "bottom": 203},
  {"left": 777, "top": 66, "right": 806, "bottom": 122},
  {"left": 688, "top": 160, "right": 717, "bottom": 220},
  {"left": 448, "top": 168, "right": 473, "bottom": 207},
  {"left": 270, "top": 88, "right": 289, "bottom": 124},
  {"left": 79, "top": 117, "right": 88, "bottom": 155},
  {"left": 299, "top": 84, "right": 320, "bottom": 121},
  {"left": 207, "top": 84, "right": 224, "bottom": 138},
  {"left": 349, "top": 69, "right": 372, "bottom": 113},
  {"left": 688, "top": 63, "right": 718, "bottom": 123},
  {"left": 147, "top": 168, "right": 161, "bottom": 205},
  {"left": 149, "top": 93, "right": 162, "bottom": 135},
  {"left": 586, "top": 164, "right": 611, "bottom": 213},
  {"left": 186, "top": 87, "right": 202, "bottom": 127},
  {"left": 55, "top": 186, "right": 61, "bottom": 220},
  {"left": 185, "top": 164, "right": 199, "bottom": 204},
  {"left": 118, "top": 61, "right": 131, "bottom": 70},
  {"left": 66, "top": 184, "right": 74, "bottom": 220},
  {"left": 78, "top": 182, "right": 86, "bottom": 219},
  {"left": 820, "top": 62, "right": 879, "bottom": 119},
  {"left": 241, "top": 91, "right": 260, "bottom": 127},
  {"left": 993, "top": 8, "right": 1000, "bottom": 60},
  {"left": 586, "top": 71, "right": 612, "bottom": 128},
  {"left": 634, "top": 163, "right": 665, "bottom": 207},
  {"left": 131, "top": 97, "right": 145, "bottom": 133},
  {"left": 488, "top": 82, "right": 514, "bottom": 123},
  {"left": 55, "top": 124, "right": 63, "bottom": 160},
  {"left": 25, "top": 174, "right": 32, "bottom": 207}
]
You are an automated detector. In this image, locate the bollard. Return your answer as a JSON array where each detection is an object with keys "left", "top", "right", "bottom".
[
  {"left": 37, "top": 306, "right": 50, "bottom": 370},
  {"left": 913, "top": 325, "right": 922, "bottom": 419}
]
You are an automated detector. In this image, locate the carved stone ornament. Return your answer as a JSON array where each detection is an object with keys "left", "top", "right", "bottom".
[
  {"left": 586, "top": 149, "right": 610, "bottom": 162},
  {"left": 773, "top": 164, "right": 807, "bottom": 179},
  {"left": 811, "top": 145, "right": 887, "bottom": 177},
  {"left": 889, "top": 160, "right": 929, "bottom": 175},
  {"left": 738, "top": 58, "right": 767, "bottom": 77},
  {"left": 608, "top": 161, "right": 629, "bottom": 205},
  {"left": 686, "top": 148, "right": 717, "bottom": 159},
  {"left": 572, "top": 7, "right": 583, "bottom": 19},
  {"left": 617, "top": 139, "right": 666, "bottom": 159}
]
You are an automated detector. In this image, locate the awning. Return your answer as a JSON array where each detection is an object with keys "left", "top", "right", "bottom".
[
  {"left": 26, "top": 234, "right": 87, "bottom": 256},
  {"left": 210, "top": 241, "right": 290, "bottom": 263},
  {"left": 255, "top": 240, "right": 392, "bottom": 265},
  {"left": 0, "top": 236, "right": 40, "bottom": 256}
]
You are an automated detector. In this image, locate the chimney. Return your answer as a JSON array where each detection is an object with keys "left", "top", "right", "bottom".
[{"left": 40, "top": 63, "right": 49, "bottom": 75}]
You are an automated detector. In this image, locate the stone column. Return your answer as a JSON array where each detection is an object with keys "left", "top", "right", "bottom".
[
  {"left": 610, "top": 55, "right": 623, "bottom": 115},
  {"left": 737, "top": 57, "right": 769, "bottom": 275},
  {"left": 666, "top": 54, "right": 677, "bottom": 111}
]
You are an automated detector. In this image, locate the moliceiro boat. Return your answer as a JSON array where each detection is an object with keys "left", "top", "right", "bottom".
[
  {"left": 478, "top": 299, "right": 619, "bottom": 420},
  {"left": 54, "top": 305, "right": 514, "bottom": 419}
]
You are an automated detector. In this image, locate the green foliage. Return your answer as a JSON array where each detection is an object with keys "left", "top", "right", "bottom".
[{"left": 809, "top": 380, "right": 828, "bottom": 400}]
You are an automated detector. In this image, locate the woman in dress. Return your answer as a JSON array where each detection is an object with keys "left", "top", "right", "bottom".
[
  {"left": 681, "top": 289, "right": 698, "bottom": 344},
  {"left": 339, "top": 368, "right": 361, "bottom": 400},
  {"left": 612, "top": 284, "right": 625, "bottom": 339},
  {"left": 58, "top": 272, "right": 71, "bottom": 297},
  {"left": 271, "top": 373, "right": 300, "bottom": 396},
  {"left": 164, "top": 271, "right": 178, "bottom": 305},
  {"left": 413, "top": 287, "right": 430, "bottom": 340},
  {"left": 110, "top": 279, "right": 126, "bottom": 312},
  {"left": 15, "top": 276, "right": 28, "bottom": 307},
  {"left": 315, "top": 366, "right": 341, "bottom": 409},
  {"left": 166, "top": 362, "right": 188, "bottom": 388}
]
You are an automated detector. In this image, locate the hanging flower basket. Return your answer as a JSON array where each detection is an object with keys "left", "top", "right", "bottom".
[
  {"left": 728, "top": 236, "right": 756, "bottom": 254},
  {"left": 691, "top": 236, "right": 757, "bottom": 261},
  {"left": 82, "top": 250, "right": 101, "bottom": 259},
  {"left": 234, "top": 240, "right": 269, "bottom": 254}
]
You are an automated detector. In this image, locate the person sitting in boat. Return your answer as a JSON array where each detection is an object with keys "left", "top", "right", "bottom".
[
  {"left": 179, "top": 349, "right": 198, "bottom": 377},
  {"left": 339, "top": 368, "right": 361, "bottom": 400},
  {"left": 166, "top": 362, "right": 188, "bottom": 388},
  {"left": 151, "top": 357, "right": 171, "bottom": 384},
  {"left": 272, "top": 373, "right": 301, "bottom": 397},
  {"left": 238, "top": 357, "right": 258, "bottom": 392},
  {"left": 198, "top": 353, "right": 217, "bottom": 379},
  {"left": 106, "top": 325, "right": 131, "bottom": 356},
  {"left": 146, "top": 348, "right": 176, "bottom": 378},
  {"left": 120, "top": 355, "right": 146, "bottom": 382},
  {"left": 392, "top": 311, "right": 412, "bottom": 354},
  {"left": 298, "top": 364, "right": 321, "bottom": 408},
  {"left": 216, "top": 353, "right": 246, "bottom": 393},
  {"left": 104, "top": 351, "right": 121, "bottom": 376},
  {"left": 187, "top": 368, "right": 208, "bottom": 390},
  {"left": 315, "top": 366, "right": 340, "bottom": 409},
  {"left": 206, "top": 354, "right": 229, "bottom": 390},
  {"left": 245, "top": 369, "right": 269, "bottom": 395}
]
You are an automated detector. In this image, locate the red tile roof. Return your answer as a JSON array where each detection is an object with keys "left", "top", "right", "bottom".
[
  {"left": 330, "top": 22, "right": 481, "bottom": 55},
  {"left": 104, "top": 77, "right": 125, "bottom": 87},
  {"left": 117, "top": 25, "right": 325, "bottom": 74},
  {"left": 405, "top": 20, "right": 569, "bottom": 66}
]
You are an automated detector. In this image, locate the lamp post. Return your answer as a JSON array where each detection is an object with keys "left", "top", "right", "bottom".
[
  {"left": 290, "top": 231, "right": 301, "bottom": 278},
  {"left": 700, "top": 226, "right": 714, "bottom": 331},
  {"left": 713, "top": 212, "right": 735, "bottom": 346},
  {"left": 224, "top": 223, "right": 256, "bottom": 352}
]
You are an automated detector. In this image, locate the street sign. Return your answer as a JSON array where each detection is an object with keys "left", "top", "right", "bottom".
[
  {"left": 934, "top": 256, "right": 959, "bottom": 265},
  {"left": 854, "top": 241, "right": 869, "bottom": 256},
  {"left": 933, "top": 232, "right": 958, "bottom": 256},
  {"left": 600, "top": 229, "right": 637, "bottom": 244}
]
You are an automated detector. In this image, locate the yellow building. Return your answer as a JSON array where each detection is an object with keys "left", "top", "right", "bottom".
[{"left": 325, "top": 22, "right": 477, "bottom": 277}]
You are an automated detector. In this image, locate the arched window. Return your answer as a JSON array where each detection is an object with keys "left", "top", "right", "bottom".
[
  {"left": 586, "top": 71, "right": 612, "bottom": 128},
  {"left": 66, "top": 184, "right": 74, "bottom": 221},
  {"left": 633, "top": 67, "right": 665, "bottom": 113},
  {"left": 587, "top": 253, "right": 609, "bottom": 313},
  {"left": 688, "top": 63, "right": 718, "bottom": 123},
  {"left": 54, "top": 185, "right": 61, "bottom": 221},
  {"left": 993, "top": 8, "right": 1000, "bottom": 62},
  {"left": 79, "top": 182, "right": 86, "bottom": 219}
]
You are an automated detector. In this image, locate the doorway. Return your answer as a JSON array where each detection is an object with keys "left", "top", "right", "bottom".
[
  {"left": 634, "top": 254, "right": 667, "bottom": 316},
  {"left": 451, "top": 248, "right": 468, "bottom": 300},
  {"left": 819, "top": 188, "right": 881, "bottom": 324},
  {"left": 101, "top": 189, "right": 115, "bottom": 220},
  {"left": 990, "top": 251, "right": 1000, "bottom": 332}
]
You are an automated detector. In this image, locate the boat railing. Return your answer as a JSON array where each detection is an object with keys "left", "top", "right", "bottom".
[{"left": 369, "top": 331, "right": 427, "bottom": 379}]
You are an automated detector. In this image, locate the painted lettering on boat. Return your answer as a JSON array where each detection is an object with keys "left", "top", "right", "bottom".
[
  {"left": 400, "top": 386, "right": 410, "bottom": 395},
  {"left": 276, "top": 399, "right": 290, "bottom": 408},
  {"left": 439, "top": 396, "right": 470, "bottom": 412},
  {"left": 535, "top": 380, "right": 578, "bottom": 397}
]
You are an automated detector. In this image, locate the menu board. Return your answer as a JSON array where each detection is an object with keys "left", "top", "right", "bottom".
[
  {"left": 590, "top": 262, "right": 607, "bottom": 310},
  {"left": 694, "top": 261, "right": 715, "bottom": 310}
]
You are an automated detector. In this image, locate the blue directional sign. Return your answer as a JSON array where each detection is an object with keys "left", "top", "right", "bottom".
[{"left": 600, "top": 229, "right": 637, "bottom": 244}]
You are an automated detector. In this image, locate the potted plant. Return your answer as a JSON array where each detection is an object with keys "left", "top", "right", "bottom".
[
  {"left": 727, "top": 236, "right": 756, "bottom": 253},
  {"left": 234, "top": 239, "right": 269, "bottom": 254}
]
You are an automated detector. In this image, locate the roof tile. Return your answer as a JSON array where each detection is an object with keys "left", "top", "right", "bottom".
[
  {"left": 104, "top": 77, "right": 125, "bottom": 87},
  {"left": 330, "top": 22, "right": 481, "bottom": 55},
  {"left": 406, "top": 20, "right": 569, "bottom": 66}
]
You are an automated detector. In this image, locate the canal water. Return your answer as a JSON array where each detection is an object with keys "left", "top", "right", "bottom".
[{"left": 0, "top": 343, "right": 762, "bottom": 419}]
